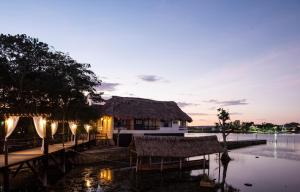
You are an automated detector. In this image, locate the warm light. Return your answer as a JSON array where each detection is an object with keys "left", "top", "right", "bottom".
[
  {"left": 69, "top": 122, "right": 77, "bottom": 135},
  {"left": 40, "top": 118, "right": 47, "bottom": 137},
  {"left": 85, "top": 179, "right": 91, "bottom": 187},
  {"left": 51, "top": 122, "right": 58, "bottom": 136},
  {"left": 99, "top": 168, "right": 112, "bottom": 182},
  {"left": 4, "top": 116, "right": 20, "bottom": 139},
  {"left": 6, "top": 118, "right": 14, "bottom": 130},
  {"left": 84, "top": 124, "right": 91, "bottom": 133},
  {"left": 33, "top": 116, "right": 47, "bottom": 139}
]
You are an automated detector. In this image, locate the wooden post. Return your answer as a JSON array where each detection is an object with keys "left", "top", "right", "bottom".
[
  {"left": 203, "top": 155, "right": 206, "bottom": 174},
  {"left": 207, "top": 154, "right": 210, "bottom": 176},
  {"left": 149, "top": 156, "right": 152, "bottom": 168},
  {"left": 43, "top": 122, "right": 50, "bottom": 155},
  {"left": 61, "top": 149, "right": 66, "bottom": 173},
  {"left": 74, "top": 133, "right": 78, "bottom": 151},
  {"left": 129, "top": 152, "right": 132, "bottom": 166},
  {"left": 160, "top": 158, "right": 164, "bottom": 172},
  {"left": 218, "top": 153, "right": 221, "bottom": 183},
  {"left": 140, "top": 157, "right": 142, "bottom": 169},
  {"left": 4, "top": 139, "right": 8, "bottom": 166},
  {"left": 62, "top": 113, "right": 65, "bottom": 148},
  {"left": 208, "top": 154, "right": 210, "bottom": 176},
  {"left": 42, "top": 156, "right": 48, "bottom": 187},
  {"left": 3, "top": 167, "right": 10, "bottom": 192},
  {"left": 136, "top": 157, "right": 139, "bottom": 172},
  {"left": 88, "top": 132, "right": 91, "bottom": 148},
  {"left": 179, "top": 158, "right": 182, "bottom": 170}
]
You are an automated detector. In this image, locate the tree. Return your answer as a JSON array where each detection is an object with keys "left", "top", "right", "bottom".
[
  {"left": 0, "top": 34, "right": 102, "bottom": 122},
  {"left": 216, "top": 108, "right": 232, "bottom": 161},
  {"left": 241, "top": 122, "right": 254, "bottom": 133}
]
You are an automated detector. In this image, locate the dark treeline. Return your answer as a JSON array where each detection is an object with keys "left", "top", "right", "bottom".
[
  {"left": 0, "top": 34, "right": 102, "bottom": 121},
  {"left": 0, "top": 34, "right": 103, "bottom": 141},
  {"left": 190, "top": 121, "right": 300, "bottom": 133}
]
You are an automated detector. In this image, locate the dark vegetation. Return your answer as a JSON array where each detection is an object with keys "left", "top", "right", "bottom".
[{"left": 0, "top": 34, "right": 102, "bottom": 142}]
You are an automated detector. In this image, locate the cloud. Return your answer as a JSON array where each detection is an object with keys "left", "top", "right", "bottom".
[
  {"left": 188, "top": 112, "right": 212, "bottom": 116},
  {"left": 177, "top": 102, "right": 199, "bottom": 108},
  {"left": 204, "top": 99, "right": 248, "bottom": 106},
  {"left": 231, "top": 112, "right": 243, "bottom": 115},
  {"left": 100, "top": 82, "right": 120, "bottom": 92},
  {"left": 138, "top": 75, "right": 163, "bottom": 82}
]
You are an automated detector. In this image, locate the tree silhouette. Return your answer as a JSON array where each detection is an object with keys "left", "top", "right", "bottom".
[{"left": 0, "top": 34, "right": 102, "bottom": 122}]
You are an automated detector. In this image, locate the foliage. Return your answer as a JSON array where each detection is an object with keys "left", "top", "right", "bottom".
[
  {"left": 216, "top": 108, "right": 231, "bottom": 148},
  {"left": 0, "top": 34, "right": 102, "bottom": 122}
]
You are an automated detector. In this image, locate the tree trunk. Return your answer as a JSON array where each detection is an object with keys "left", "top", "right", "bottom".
[{"left": 221, "top": 126, "right": 231, "bottom": 162}]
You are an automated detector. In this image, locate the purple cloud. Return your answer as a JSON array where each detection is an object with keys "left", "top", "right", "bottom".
[
  {"left": 188, "top": 112, "right": 212, "bottom": 116},
  {"left": 177, "top": 102, "right": 200, "bottom": 108},
  {"left": 138, "top": 75, "right": 163, "bottom": 82},
  {"left": 204, "top": 99, "right": 248, "bottom": 106},
  {"left": 100, "top": 82, "right": 120, "bottom": 92}
]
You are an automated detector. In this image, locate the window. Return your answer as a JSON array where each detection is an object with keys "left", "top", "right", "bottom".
[
  {"left": 180, "top": 121, "right": 187, "bottom": 128},
  {"left": 114, "top": 118, "right": 131, "bottom": 129},
  {"left": 134, "top": 119, "right": 159, "bottom": 130},
  {"left": 161, "top": 120, "right": 171, "bottom": 127}
]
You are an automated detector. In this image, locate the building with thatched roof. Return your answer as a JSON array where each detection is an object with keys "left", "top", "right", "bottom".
[
  {"left": 132, "top": 135, "right": 223, "bottom": 158},
  {"left": 130, "top": 135, "right": 224, "bottom": 171},
  {"left": 96, "top": 96, "right": 192, "bottom": 143}
]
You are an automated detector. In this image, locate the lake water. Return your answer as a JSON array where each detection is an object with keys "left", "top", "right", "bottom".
[{"left": 51, "top": 133, "right": 300, "bottom": 192}]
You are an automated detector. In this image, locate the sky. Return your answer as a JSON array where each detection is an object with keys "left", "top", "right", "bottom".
[{"left": 1, "top": 0, "right": 300, "bottom": 125}]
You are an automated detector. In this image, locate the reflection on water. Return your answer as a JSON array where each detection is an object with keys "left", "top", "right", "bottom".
[
  {"left": 51, "top": 134, "right": 300, "bottom": 192},
  {"left": 186, "top": 133, "right": 300, "bottom": 161},
  {"left": 99, "top": 168, "right": 113, "bottom": 182}
]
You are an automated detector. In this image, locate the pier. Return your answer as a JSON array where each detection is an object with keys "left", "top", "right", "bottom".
[
  {"left": 0, "top": 138, "right": 96, "bottom": 192},
  {"left": 221, "top": 139, "right": 267, "bottom": 150}
]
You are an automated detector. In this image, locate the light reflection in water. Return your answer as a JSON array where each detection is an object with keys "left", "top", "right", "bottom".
[
  {"left": 84, "top": 168, "right": 93, "bottom": 188},
  {"left": 274, "top": 133, "right": 278, "bottom": 159},
  {"left": 85, "top": 179, "right": 91, "bottom": 188},
  {"left": 99, "top": 168, "right": 112, "bottom": 182}
]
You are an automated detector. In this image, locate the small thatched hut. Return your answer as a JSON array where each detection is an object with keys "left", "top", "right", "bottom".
[
  {"left": 96, "top": 96, "right": 192, "bottom": 146},
  {"left": 130, "top": 135, "right": 224, "bottom": 171}
]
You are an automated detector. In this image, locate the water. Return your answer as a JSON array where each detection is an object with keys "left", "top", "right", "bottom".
[{"left": 51, "top": 133, "right": 300, "bottom": 192}]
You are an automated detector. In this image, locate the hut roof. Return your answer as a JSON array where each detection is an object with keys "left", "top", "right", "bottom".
[
  {"left": 132, "top": 135, "right": 224, "bottom": 158},
  {"left": 101, "top": 96, "right": 192, "bottom": 122}
]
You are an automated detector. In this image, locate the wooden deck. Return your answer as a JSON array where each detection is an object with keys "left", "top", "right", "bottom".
[{"left": 0, "top": 139, "right": 89, "bottom": 168}]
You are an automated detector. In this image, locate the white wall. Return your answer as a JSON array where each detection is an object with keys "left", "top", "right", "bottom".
[{"left": 113, "top": 126, "right": 187, "bottom": 134}]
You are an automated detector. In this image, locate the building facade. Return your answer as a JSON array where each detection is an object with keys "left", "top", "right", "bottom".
[{"left": 96, "top": 96, "right": 192, "bottom": 141}]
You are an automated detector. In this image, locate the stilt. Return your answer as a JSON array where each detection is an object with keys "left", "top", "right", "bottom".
[
  {"left": 3, "top": 167, "right": 10, "bottom": 192},
  {"left": 129, "top": 152, "right": 132, "bottom": 166},
  {"left": 4, "top": 139, "right": 8, "bottom": 166},
  {"left": 88, "top": 132, "right": 91, "bottom": 148},
  {"left": 140, "top": 157, "right": 142, "bottom": 169},
  {"left": 75, "top": 133, "right": 78, "bottom": 151},
  {"left": 179, "top": 158, "right": 182, "bottom": 170},
  {"left": 160, "top": 158, "right": 164, "bottom": 172},
  {"left": 61, "top": 149, "right": 66, "bottom": 173},
  {"left": 43, "top": 138, "right": 49, "bottom": 155},
  {"left": 42, "top": 156, "right": 48, "bottom": 187},
  {"left": 218, "top": 153, "right": 221, "bottom": 183},
  {"left": 208, "top": 155, "right": 210, "bottom": 176},
  {"left": 203, "top": 155, "right": 206, "bottom": 174},
  {"left": 136, "top": 157, "right": 139, "bottom": 172}
]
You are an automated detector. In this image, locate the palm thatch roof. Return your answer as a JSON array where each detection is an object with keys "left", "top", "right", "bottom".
[
  {"left": 132, "top": 135, "right": 224, "bottom": 158},
  {"left": 101, "top": 96, "right": 192, "bottom": 122}
]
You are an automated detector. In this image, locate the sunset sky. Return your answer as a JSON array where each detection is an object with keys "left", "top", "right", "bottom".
[{"left": 1, "top": 0, "right": 300, "bottom": 125}]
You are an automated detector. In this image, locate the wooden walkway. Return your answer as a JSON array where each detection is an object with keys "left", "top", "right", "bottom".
[{"left": 0, "top": 140, "right": 88, "bottom": 168}]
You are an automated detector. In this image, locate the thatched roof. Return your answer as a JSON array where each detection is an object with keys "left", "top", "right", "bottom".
[
  {"left": 101, "top": 96, "right": 192, "bottom": 122},
  {"left": 132, "top": 135, "right": 224, "bottom": 158}
]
